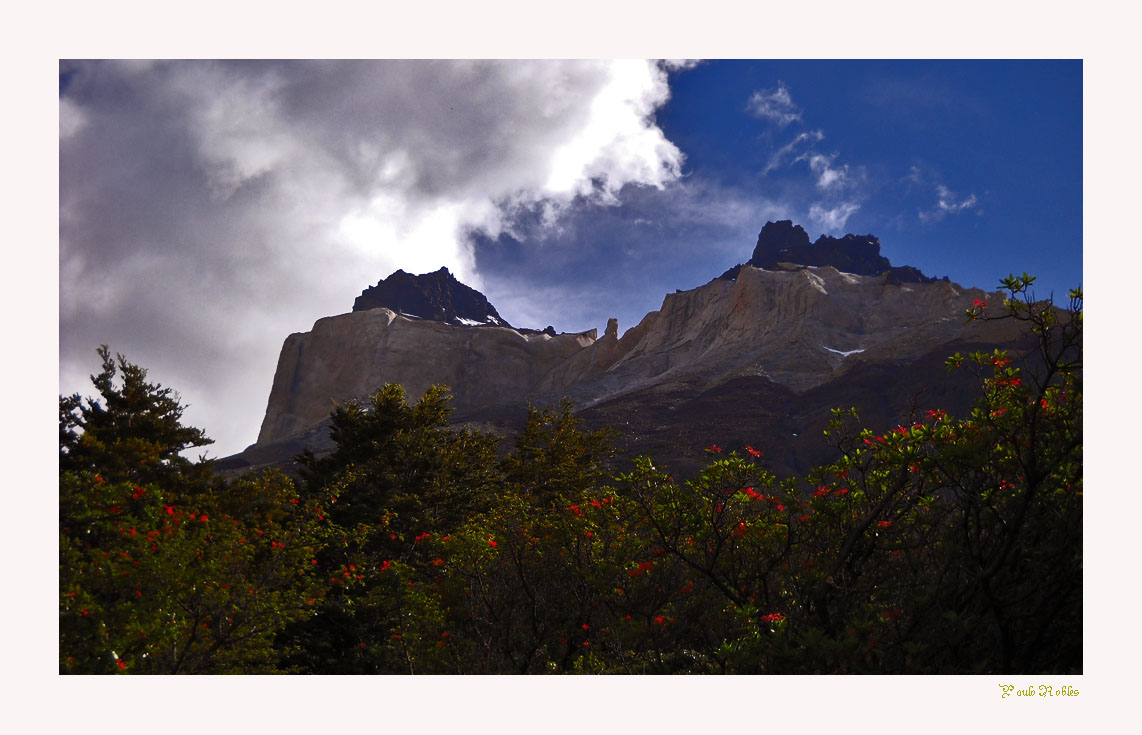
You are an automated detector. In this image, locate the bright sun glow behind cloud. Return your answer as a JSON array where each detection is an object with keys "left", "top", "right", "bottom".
[{"left": 59, "top": 60, "right": 688, "bottom": 457}]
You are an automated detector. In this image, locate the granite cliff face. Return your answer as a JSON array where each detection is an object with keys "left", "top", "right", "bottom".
[
  {"left": 227, "top": 223, "right": 1025, "bottom": 477},
  {"left": 256, "top": 307, "right": 595, "bottom": 446},
  {"left": 539, "top": 262, "right": 1006, "bottom": 405}
]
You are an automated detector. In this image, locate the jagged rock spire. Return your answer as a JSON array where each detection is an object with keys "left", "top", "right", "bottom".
[
  {"left": 353, "top": 266, "right": 512, "bottom": 328},
  {"left": 721, "top": 220, "right": 942, "bottom": 284}
]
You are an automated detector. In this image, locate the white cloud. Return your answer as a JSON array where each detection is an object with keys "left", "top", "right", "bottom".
[
  {"left": 540, "top": 60, "right": 683, "bottom": 201},
  {"left": 59, "top": 60, "right": 687, "bottom": 456},
  {"left": 747, "top": 81, "right": 802, "bottom": 128},
  {"left": 809, "top": 202, "right": 862, "bottom": 232},
  {"left": 761, "top": 129, "right": 824, "bottom": 175},
  {"left": 920, "top": 184, "right": 979, "bottom": 222},
  {"left": 808, "top": 153, "right": 850, "bottom": 191}
]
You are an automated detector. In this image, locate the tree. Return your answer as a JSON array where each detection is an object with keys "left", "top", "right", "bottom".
[
  {"left": 279, "top": 384, "right": 503, "bottom": 673},
  {"left": 501, "top": 399, "right": 617, "bottom": 506},
  {"left": 60, "top": 348, "right": 331, "bottom": 673},
  {"left": 60, "top": 345, "right": 212, "bottom": 492}
]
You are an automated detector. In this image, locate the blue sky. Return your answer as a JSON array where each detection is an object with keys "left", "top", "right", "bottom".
[
  {"left": 476, "top": 60, "right": 1082, "bottom": 336},
  {"left": 59, "top": 60, "right": 1082, "bottom": 459}
]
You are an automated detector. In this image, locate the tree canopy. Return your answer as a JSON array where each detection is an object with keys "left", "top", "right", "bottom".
[{"left": 60, "top": 277, "right": 1081, "bottom": 674}]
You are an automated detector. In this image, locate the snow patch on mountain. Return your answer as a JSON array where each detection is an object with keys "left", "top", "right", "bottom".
[{"left": 822, "top": 345, "right": 865, "bottom": 357}]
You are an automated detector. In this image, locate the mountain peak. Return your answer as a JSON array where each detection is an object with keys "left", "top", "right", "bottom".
[
  {"left": 722, "top": 220, "right": 942, "bottom": 284},
  {"left": 750, "top": 220, "right": 813, "bottom": 262},
  {"left": 353, "top": 267, "right": 511, "bottom": 327}
]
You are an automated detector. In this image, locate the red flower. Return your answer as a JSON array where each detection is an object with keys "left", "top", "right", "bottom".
[
  {"left": 432, "top": 557, "right": 444, "bottom": 566},
  {"left": 705, "top": 444, "right": 722, "bottom": 453},
  {"left": 761, "top": 612, "right": 785, "bottom": 624},
  {"left": 414, "top": 532, "right": 431, "bottom": 543},
  {"left": 746, "top": 445, "right": 762, "bottom": 457},
  {"left": 199, "top": 514, "right": 208, "bottom": 522},
  {"left": 876, "top": 520, "right": 893, "bottom": 529},
  {"left": 654, "top": 615, "right": 666, "bottom": 625},
  {"left": 487, "top": 538, "right": 498, "bottom": 547},
  {"left": 117, "top": 659, "right": 126, "bottom": 670},
  {"left": 581, "top": 623, "right": 590, "bottom": 630}
]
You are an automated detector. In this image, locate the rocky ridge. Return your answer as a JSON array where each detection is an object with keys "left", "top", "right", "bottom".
[
  {"left": 223, "top": 222, "right": 1025, "bottom": 477},
  {"left": 719, "top": 220, "right": 942, "bottom": 285}
]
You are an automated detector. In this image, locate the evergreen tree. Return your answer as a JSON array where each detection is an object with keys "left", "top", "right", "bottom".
[
  {"left": 60, "top": 345, "right": 212, "bottom": 491},
  {"left": 60, "top": 348, "right": 330, "bottom": 673}
]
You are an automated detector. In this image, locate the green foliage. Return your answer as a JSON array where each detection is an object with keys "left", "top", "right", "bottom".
[
  {"left": 61, "top": 273, "right": 1081, "bottom": 674},
  {"left": 501, "top": 399, "right": 617, "bottom": 505},
  {"left": 279, "top": 384, "right": 503, "bottom": 673},
  {"left": 60, "top": 349, "right": 330, "bottom": 674},
  {"left": 60, "top": 346, "right": 212, "bottom": 491}
]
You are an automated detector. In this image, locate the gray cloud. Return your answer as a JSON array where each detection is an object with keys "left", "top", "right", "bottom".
[{"left": 60, "top": 60, "right": 687, "bottom": 456}]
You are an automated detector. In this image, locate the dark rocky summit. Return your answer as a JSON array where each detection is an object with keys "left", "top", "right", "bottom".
[
  {"left": 222, "top": 220, "right": 1020, "bottom": 481},
  {"left": 720, "top": 220, "right": 944, "bottom": 284},
  {"left": 353, "top": 266, "right": 511, "bottom": 327}
]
